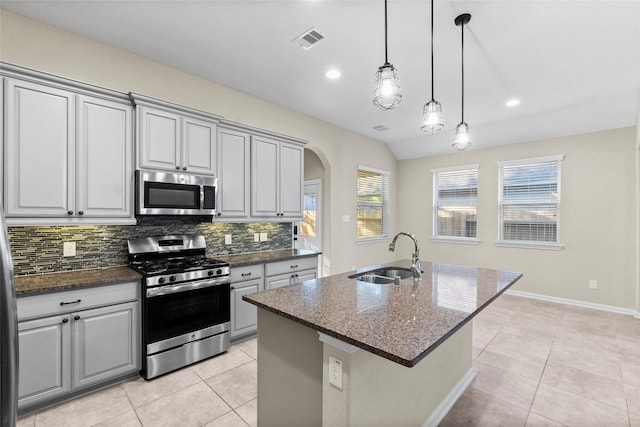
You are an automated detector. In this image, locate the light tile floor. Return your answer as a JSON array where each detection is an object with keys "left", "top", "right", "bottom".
[{"left": 17, "top": 295, "right": 640, "bottom": 427}]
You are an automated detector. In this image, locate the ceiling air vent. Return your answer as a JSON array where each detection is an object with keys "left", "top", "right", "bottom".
[
  {"left": 373, "top": 125, "right": 389, "bottom": 131},
  {"left": 293, "top": 27, "right": 325, "bottom": 50}
]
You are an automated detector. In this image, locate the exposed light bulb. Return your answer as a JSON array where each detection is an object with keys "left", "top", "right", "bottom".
[
  {"left": 373, "top": 64, "right": 402, "bottom": 110},
  {"left": 421, "top": 100, "right": 444, "bottom": 134},
  {"left": 452, "top": 122, "right": 471, "bottom": 151}
]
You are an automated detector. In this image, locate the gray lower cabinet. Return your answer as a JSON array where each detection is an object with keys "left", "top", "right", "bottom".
[
  {"left": 17, "top": 282, "right": 140, "bottom": 412},
  {"left": 264, "top": 256, "right": 318, "bottom": 290},
  {"left": 230, "top": 265, "right": 264, "bottom": 339}
]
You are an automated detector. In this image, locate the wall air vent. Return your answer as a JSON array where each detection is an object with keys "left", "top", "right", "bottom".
[
  {"left": 293, "top": 27, "right": 325, "bottom": 50},
  {"left": 373, "top": 125, "right": 389, "bottom": 131}
]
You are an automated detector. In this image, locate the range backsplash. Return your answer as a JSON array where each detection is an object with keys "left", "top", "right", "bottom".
[{"left": 8, "top": 217, "right": 292, "bottom": 276}]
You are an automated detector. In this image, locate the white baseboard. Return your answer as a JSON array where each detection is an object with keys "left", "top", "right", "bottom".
[
  {"left": 422, "top": 367, "right": 476, "bottom": 427},
  {"left": 505, "top": 289, "right": 640, "bottom": 318}
]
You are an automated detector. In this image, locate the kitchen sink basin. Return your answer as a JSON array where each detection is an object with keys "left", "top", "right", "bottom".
[
  {"left": 372, "top": 267, "right": 415, "bottom": 280},
  {"left": 354, "top": 274, "right": 398, "bottom": 285}
]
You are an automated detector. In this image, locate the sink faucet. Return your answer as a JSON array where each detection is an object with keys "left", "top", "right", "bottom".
[{"left": 388, "top": 232, "right": 421, "bottom": 278}]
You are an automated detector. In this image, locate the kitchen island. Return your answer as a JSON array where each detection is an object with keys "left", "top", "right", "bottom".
[{"left": 244, "top": 259, "right": 522, "bottom": 427}]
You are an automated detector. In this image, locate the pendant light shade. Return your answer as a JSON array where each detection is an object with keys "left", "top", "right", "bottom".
[
  {"left": 452, "top": 13, "right": 472, "bottom": 151},
  {"left": 420, "top": 0, "right": 444, "bottom": 134},
  {"left": 373, "top": 0, "right": 402, "bottom": 110}
]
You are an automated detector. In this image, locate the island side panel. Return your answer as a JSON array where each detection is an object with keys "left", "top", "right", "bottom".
[
  {"left": 257, "top": 308, "right": 323, "bottom": 427},
  {"left": 323, "top": 323, "right": 474, "bottom": 427}
]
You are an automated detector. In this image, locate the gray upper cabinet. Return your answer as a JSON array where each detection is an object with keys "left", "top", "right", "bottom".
[
  {"left": 216, "top": 126, "right": 251, "bottom": 219},
  {"left": 251, "top": 135, "right": 304, "bottom": 219},
  {"left": 2, "top": 71, "right": 134, "bottom": 225},
  {"left": 131, "top": 93, "right": 221, "bottom": 176}
]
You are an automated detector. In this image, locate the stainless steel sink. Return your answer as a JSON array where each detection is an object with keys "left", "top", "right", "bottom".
[
  {"left": 354, "top": 274, "right": 398, "bottom": 285},
  {"left": 373, "top": 267, "right": 415, "bottom": 280}
]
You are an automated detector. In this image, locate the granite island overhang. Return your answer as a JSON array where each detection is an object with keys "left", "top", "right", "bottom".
[{"left": 243, "top": 259, "right": 522, "bottom": 426}]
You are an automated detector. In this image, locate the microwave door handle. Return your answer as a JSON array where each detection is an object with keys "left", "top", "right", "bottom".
[{"left": 200, "top": 185, "right": 205, "bottom": 211}]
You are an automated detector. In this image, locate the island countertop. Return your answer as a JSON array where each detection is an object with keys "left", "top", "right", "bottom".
[{"left": 244, "top": 259, "right": 522, "bottom": 367}]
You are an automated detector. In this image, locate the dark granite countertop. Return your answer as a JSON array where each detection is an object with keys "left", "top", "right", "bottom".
[
  {"left": 15, "top": 266, "right": 142, "bottom": 296},
  {"left": 216, "top": 248, "right": 320, "bottom": 267},
  {"left": 244, "top": 260, "right": 522, "bottom": 367}
]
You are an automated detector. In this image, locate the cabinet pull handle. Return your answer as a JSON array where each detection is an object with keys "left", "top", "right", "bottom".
[
  {"left": 241, "top": 272, "right": 252, "bottom": 277},
  {"left": 67, "top": 210, "right": 73, "bottom": 215},
  {"left": 62, "top": 318, "right": 69, "bottom": 324},
  {"left": 60, "top": 299, "right": 81, "bottom": 306},
  {"left": 290, "top": 265, "right": 298, "bottom": 269},
  {"left": 74, "top": 315, "right": 80, "bottom": 321}
]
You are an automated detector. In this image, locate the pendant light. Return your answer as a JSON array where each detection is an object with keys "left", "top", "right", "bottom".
[
  {"left": 373, "top": 0, "right": 402, "bottom": 110},
  {"left": 452, "top": 13, "right": 472, "bottom": 151},
  {"left": 420, "top": 0, "right": 444, "bottom": 134}
]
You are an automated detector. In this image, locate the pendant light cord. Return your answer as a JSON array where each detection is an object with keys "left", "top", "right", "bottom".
[
  {"left": 460, "top": 18, "right": 465, "bottom": 123},
  {"left": 430, "top": 0, "right": 435, "bottom": 101},
  {"left": 384, "top": 0, "right": 389, "bottom": 64}
]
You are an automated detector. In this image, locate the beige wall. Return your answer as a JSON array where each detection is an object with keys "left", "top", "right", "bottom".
[
  {"left": 0, "top": 9, "right": 398, "bottom": 276},
  {"left": 397, "top": 127, "right": 638, "bottom": 310}
]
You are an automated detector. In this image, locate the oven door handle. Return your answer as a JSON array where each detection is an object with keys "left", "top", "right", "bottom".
[{"left": 146, "top": 278, "right": 229, "bottom": 298}]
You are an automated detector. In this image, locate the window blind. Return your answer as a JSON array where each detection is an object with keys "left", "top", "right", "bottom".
[
  {"left": 432, "top": 165, "right": 478, "bottom": 239},
  {"left": 498, "top": 156, "right": 563, "bottom": 243},
  {"left": 357, "top": 166, "right": 389, "bottom": 240}
]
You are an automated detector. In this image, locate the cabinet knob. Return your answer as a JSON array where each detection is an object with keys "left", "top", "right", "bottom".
[
  {"left": 62, "top": 318, "right": 69, "bottom": 324},
  {"left": 217, "top": 213, "right": 222, "bottom": 217},
  {"left": 175, "top": 166, "right": 180, "bottom": 170},
  {"left": 78, "top": 211, "right": 84, "bottom": 216},
  {"left": 74, "top": 315, "right": 80, "bottom": 321},
  {"left": 67, "top": 210, "right": 73, "bottom": 215},
  {"left": 183, "top": 167, "right": 187, "bottom": 171}
]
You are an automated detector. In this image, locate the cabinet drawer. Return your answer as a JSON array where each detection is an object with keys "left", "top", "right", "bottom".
[
  {"left": 17, "top": 281, "right": 139, "bottom": 321},
  {"left": 230, "top": 264, "right": 264, "bottom": 283},
  {"left": 265, "top": 256, "right": 317, "bottom": 277}
]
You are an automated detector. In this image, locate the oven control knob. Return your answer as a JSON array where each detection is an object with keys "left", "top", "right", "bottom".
[
  {"left": 216, "top": 269, "right": 222, "bottom": 275},
  {"left": 169, "top": 276, "right": 176, "bottom": 282},
  {"left": 158, "top": 277, "right": 166, "bottom": 284}
]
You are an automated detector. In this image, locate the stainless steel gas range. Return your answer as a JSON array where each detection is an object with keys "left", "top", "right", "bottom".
[{"left": 128, "top": 235, "right": 231, "bottom": 379}]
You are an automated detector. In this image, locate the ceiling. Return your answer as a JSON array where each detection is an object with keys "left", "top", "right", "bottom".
[{"left": 2, "top": 0, "right": 639, "bottom": 160}]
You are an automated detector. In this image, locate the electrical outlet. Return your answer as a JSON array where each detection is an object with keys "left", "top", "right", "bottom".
[
  {"left": 260, "top": 232, "right": 268, "bottom": 242},
  {"left": 225, "top": 234, "right": 232, "bottom": 245},
  {"left": 589, "top": 279, "right": 598, "bottom": 290},
  {"left": 342, "top": 215, "right": 350, "bottom": 222},
  {"left": 63, "top": 242, "right": 76, "bottom": 257},
  {"left": 329, "top": 356, "right": 343, "bottom": 390}
]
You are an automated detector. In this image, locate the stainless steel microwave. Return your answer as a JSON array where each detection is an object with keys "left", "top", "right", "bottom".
[{"left": 136, "top": 170, "right": 217, "bottom": 216}]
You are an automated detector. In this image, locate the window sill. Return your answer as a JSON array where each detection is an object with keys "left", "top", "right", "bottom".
[
  {"left": 430, "top": 237, "right": 480, "bottom": 245},
  {"left": 356, "top": 236, "right": 389, "bottom": 245},
  {"left": 494, "top": 241, "right": 564, "bottom": 251}
]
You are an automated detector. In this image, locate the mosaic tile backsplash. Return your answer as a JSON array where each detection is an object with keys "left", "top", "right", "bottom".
[{"left": 8, "top": 217, "right": 292, "bottom": 276}]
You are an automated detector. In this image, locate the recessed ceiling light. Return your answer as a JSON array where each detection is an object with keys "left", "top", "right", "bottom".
[
  {"left": 326, "top": 69, "right": 341, "bottom": 79},
  {"left": 505, "top": 99, "right": 520, "bottom": 107}
]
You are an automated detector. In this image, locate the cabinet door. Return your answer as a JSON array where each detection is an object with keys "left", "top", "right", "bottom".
[
  {"left": 216, "top": 128, "right": 250, "bottom": 218},
  {"left": 138, "top": 106, "right": 180, "bottom": 171},
  {"left": 231, "top": 278, "right": 262, "bottom": 339},
  {"left": 4, "top": 79, "right": 75, "bottom": 217},
  {"left": 279, "top": 142, "right": 304, "bottom": 218},
  {"left": 76, "top": 95, "right": 133, "bottom": 218},
  {"left": 251, "top": 136, "right": 279, "bottom": 217},
  {"left": 17, "top": 314, "right": 71, "bottom": 409},
  {"left": 294, "top": 269, "right": 317, "bottom": 285},
  {"left": 72, "top": 301, "right": 139, "bottom": 390},
  {"left": 265, "top": 273, "right": 293, "bottom": 290},
  {"left": 182, "top": 117, "right": 217, "bottom": 175}
]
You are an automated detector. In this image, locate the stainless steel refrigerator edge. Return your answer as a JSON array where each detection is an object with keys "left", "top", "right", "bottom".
[{"left": 0, "top": 207, "right": 18, "bottom": 427}]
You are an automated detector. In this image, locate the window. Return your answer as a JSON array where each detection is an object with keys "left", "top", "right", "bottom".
[
  {"left": 432, "top": 165, "right": 479, "bottom": 241},
  {"left": 497, "top": 155, "right": 564, "bottom": 249},
  {"left": 356, "top": 166, "right": 389, "bottom": 241}
]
